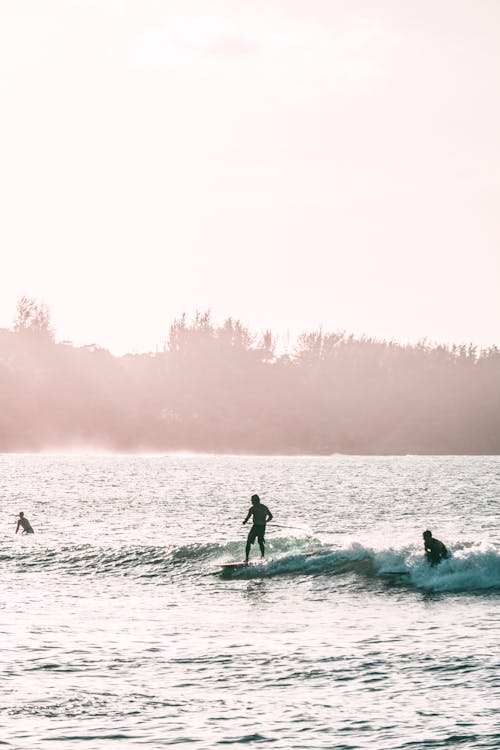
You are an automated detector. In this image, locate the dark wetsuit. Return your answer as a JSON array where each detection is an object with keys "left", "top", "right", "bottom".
[{"left": 424, "top": 537, "right": 448, "bottom": 566}]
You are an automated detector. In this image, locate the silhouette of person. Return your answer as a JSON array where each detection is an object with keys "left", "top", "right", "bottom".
[
  {"left": 16, "top": 512, "right": 34, "bottom": 534},
  {"left": 423, "top": 529, "right": 448, "bottom": 566},
  {"left": 243, "top": 494, "right": 273, "bottom": 563}
]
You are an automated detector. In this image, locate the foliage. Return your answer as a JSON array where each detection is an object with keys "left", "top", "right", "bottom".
[
  {"left": 0, "top": 301, "right": 499, "bottom": 453},
  {"left": 13, "top": 297, "right": 54, "bottom": 341}
]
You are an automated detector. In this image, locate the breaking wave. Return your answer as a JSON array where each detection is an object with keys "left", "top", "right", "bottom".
[
  {"left": 218, "top": 539, "right": 500, "bottom": 593},
  {"left": 3, "top": 537, "right": 499, "bottom": 593}
]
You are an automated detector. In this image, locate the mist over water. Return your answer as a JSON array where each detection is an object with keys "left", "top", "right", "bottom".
[{"left": 1, "top": 454, "right": 499, "bottom": 749}]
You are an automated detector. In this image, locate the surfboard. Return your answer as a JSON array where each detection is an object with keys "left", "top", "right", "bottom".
[{"left": 220, "top": 559, "right": 269, "bottom": 571}]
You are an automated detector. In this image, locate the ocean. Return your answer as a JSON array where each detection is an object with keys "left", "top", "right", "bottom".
[{"left": 1, "top": 454, "right": 499, "bottom": 749}]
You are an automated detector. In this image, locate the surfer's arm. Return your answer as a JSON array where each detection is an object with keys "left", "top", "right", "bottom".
[
  {"left": 15, "top": 521, "right": 20, "bottom": 534},
  {"left": 266, "top": 510, "right": 273, "bottom": 522},
  {"left": 243, "top": 509, "right": 252, "bottom": 525}
]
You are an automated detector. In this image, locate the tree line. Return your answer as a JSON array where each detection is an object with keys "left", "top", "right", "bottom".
[{"left": 1, "top": 297, "right": 499, "bottom": 454}]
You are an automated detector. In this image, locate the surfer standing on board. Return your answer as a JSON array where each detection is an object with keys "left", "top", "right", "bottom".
[
  {"left": 16, "top": 512, "right": 34, "bottom": 534},
  {"left": 243, "top": 494, "right": 273, "bottom": 564},
  {"left": 423, "top": 529, "right": 448, "bottom": 566}
]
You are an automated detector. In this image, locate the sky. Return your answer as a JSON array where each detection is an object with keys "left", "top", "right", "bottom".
[{"left": 1, "top": 0, "right": 499, "bottom": 354}]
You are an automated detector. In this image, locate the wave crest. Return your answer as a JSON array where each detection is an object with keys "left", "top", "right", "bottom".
[
  {"left": 3, "top": 538, "right": 499, "bottom": 592},
  {"left": 221, "top": 539, "right": 500, "bottom": 593}
]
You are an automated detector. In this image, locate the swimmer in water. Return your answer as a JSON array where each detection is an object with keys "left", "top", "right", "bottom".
[{"left": 15, "top": 512, "right": 34, "bottom": 534}]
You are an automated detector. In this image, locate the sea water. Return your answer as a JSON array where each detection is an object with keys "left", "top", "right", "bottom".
[{"left": 0, "top": 454, "right": 498, "bottom": 750}]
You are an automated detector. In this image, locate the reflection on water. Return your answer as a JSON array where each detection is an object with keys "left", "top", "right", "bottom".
[{"left": 244, "top": 579, "right": 269, "bottom": 603}]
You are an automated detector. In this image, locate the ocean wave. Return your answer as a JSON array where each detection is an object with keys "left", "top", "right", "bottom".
[
  {"left": 2, "top": 538, "right": 499, "bottom": 592},
  {"left": 0, "top": 539, "right": 241, "bottom": 579},
  {"left": 406, "top": 543, "right": 500, "bottom": 592},
  {"left": 1, "top": 543, "right": 179, "bottom": 577},
  {"left": 220, "top": 539, "right": 500, "bottom": 593}
]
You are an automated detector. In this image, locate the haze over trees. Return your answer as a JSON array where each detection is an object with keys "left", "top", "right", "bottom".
[{"left": 1, "top": 298, "right": 499, "bottom": 454}]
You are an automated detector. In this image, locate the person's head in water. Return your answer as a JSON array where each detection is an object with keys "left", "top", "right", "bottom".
[
  {"left": 423, "top": 530, "right": 432, "bottom": 540},
  {"left": 251, "top": 494, "right": 260, "bottom": 506},
  {"left": 19, "top": 512, "right": 24, "bottom": 518}
]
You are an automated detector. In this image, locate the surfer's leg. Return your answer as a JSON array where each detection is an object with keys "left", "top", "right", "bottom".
[
  {"left": 246, "top": 527, "right": 256, "bottom": 561},
  {"left": 257, "top": 528, "right": 265, "bottom": 558}
]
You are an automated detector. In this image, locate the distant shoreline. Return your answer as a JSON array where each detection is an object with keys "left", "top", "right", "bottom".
[
  {"left": 3, "top": 310, "right": 500, "bottom": 456},
  {"left": 2, "top": 449, "right": 499, "bottom": 458}
]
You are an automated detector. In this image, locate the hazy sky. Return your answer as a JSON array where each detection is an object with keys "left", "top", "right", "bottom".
[{"left": 1, "top": 0, "right": 499, "bottom": 353}]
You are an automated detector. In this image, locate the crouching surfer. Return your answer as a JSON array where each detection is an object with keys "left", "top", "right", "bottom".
[
  {"left": 423, "top": 529, "right": 448, "bottom": 566},
  {"left": 243, "top": 494, "right": 273, "bottom": 564},
  {"left": 16, "top": 512, "right": 34, "bottom": 534}
]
